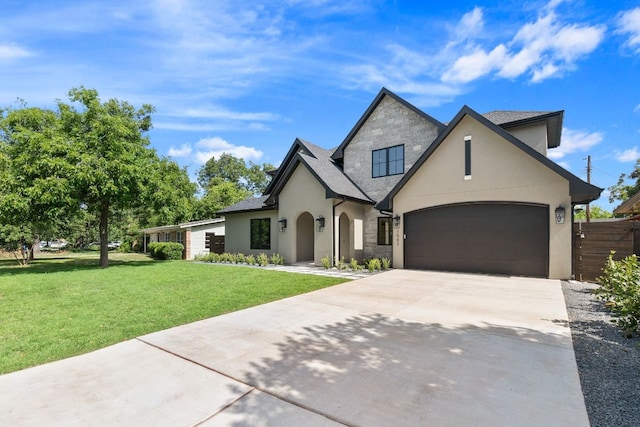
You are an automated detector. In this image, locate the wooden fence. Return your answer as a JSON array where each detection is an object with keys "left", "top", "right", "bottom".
[
  {"left": 205, "top": 233, "right": 225, "bottom": 254},
  {"left": 572, "top": 221, "right": 640, "bottom": 282}
]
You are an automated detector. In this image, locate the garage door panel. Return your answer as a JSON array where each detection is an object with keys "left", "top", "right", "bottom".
[{"left": 404, "top": 203, "right": 548, "bottom": 277}]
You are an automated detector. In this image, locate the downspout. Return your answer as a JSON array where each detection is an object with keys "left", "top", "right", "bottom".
[{"left": 332, "top": 197, "right": 347, "bottom": 266}]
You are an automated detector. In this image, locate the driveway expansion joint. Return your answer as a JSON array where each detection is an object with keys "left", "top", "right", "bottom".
[{"left": 136, "top": 337, "right": 354, "bottom": 426}]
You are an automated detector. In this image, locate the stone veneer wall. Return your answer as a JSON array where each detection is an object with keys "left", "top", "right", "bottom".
[{"left": 343, "top": 95, "right": 440, "bottom": 261}]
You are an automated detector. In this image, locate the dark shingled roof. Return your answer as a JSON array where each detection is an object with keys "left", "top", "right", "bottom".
[
  {"left": 483, "top": 111, "right": 553, "bottom": 125},
  {"left": 217, "top": 195, "right": 274, "bottom": 214},
  {"left": 483, "top": 110, "right": 564, "bottom": 149},
  {"left": 265, "top": 138, "right": 373, "bottom": 205},
  {"left": 297, "top": 151, "right": 372, "bottom": 202},
  {"left": 221, "top": 138, "right": 373, "bottom": 215}
]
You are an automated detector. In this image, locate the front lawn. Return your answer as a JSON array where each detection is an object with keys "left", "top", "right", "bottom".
[{"left": 0, "top": 253, "right": 347, "bottom": 374}]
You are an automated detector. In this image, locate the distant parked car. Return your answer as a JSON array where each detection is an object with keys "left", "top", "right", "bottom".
[
  {"left": 49, "top": 240, "right": 68, "bottom": 249},
  {"left": 108, "top": 241, "right": 122, "bottom": 249}
]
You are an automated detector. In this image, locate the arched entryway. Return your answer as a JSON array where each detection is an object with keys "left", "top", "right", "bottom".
[
  {"left": 296, "top": 212, "right": 314, "bottom": 262},
  {"left": 339, "top": 212, "right": 351, "bottom": 261}
]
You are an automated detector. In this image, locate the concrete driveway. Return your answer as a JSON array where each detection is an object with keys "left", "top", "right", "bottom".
[{"left": 0, "top": 270, "right": 589, "bottom": 426}]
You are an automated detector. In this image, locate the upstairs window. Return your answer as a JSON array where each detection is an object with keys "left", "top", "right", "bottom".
[
  {"left": 372, "top": 145, "right": 404, "bottom": 178},
  {"left": 464, "top": 135, "right": 472, "bottom": 179}
]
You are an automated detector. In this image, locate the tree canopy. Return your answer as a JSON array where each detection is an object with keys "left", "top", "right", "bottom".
[
  {"left": 191, "top": 153, "right": 274, "bottom": 221},
  {"left": 197, "top": 153, "right": 275, "bottom": 194},
  {"left": 0, "top": 106, "right": 78, "bottom": 263},
  {"left": 609, "top": 158, "right": 640, "bottom": 204},
  {"left": 1, "top": 87, "right": 273, "bottom": 266},
  {"left": 0, "top": 87, "right": 196, "bottom": 267}
]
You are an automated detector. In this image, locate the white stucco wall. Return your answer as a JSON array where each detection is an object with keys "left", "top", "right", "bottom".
[
  {"left": 392, "top": 115, "right": 572, "bottom": 279},
  {"left": 223, "top": 210, "right": 279, "bottom": 256},
  {"left": 188, "top": 222, "right": 225, "bottom": 259},
  {"left": 278, "top": 163, "right": 333, "bottom": 265},
  {"left": 506, "top": 122, "right": 548, "bottom": 156}
]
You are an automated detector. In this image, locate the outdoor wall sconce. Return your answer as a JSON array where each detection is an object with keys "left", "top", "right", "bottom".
[
  {"left": 278, "top": 218, "right": 287, "bottom": 232},
  {"left": 393, "top": 214, "right": 401, "bottom": 227},
  {"left": 315, "top": 215, "right": 325, "bottom": 231},
  {"left": 555, "top": 206, "right": 566, "bottom": 224}
]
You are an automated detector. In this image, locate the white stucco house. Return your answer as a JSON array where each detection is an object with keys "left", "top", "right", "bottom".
[{"left": 218, "top": 88, "right": 602, "bottom": 279}]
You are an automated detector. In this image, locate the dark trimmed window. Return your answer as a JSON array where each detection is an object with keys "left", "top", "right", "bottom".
[
  {"left": 465, "top": 136, "right": 471, "bottom": 177},
  {"left": 377, "top": 217, "right": 393, "bottom": 245},
  {"left": 372, "top": 145, "right": 404, "bottom": 178},
  {"left": 250, "top": 218, "right": 271, "bottom": 250}
]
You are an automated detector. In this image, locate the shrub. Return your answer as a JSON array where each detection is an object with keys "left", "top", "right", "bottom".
[
  {"left": 336, "top": 256, "right": 347, "bottom": 270},
  {"left": 148, "top": 242, "right": 184, "bottom": 260},
  {"left": 367, "top": 258, "right": 381, "bottom": 272},
  {"left": 381, "top": 257, "right": 391, "bottom": 270},
  {"left": 257, "top": 253, "right": 269, "bottom": 267},
  {"left": 595, "top": 252, "right": 640, "bottom": 337},
  {"left": 350, "top": 258, "right": 361, "bottom": 271},
  {"left": 198, "top": 253, "right": 220, "bottom": 263},
  {"left": 270, "top": 253, "right": 284, "bottom": 265},
  {"left": 321, "top": 255, "right": 331, "bottom": 269},
  {"left": 246, "top": 254, "right": 256, "bottom": 265},
  {"left": 236, "top": 253, "right": 246, "bottom": 264}
]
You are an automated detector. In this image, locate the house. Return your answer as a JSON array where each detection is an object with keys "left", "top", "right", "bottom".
[
  {"left": 140, "top": 218, "right": 225, "bottom": 260},
  {"left": 219, "top": 88, "right": 602, "bottom": 279}
]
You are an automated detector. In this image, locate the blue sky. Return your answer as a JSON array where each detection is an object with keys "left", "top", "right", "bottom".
[{"left": 1, "top": 0, "right": 639, "bottom": 211}]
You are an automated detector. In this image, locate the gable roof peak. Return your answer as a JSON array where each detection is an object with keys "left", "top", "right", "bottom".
[{"left": 331, "top": 88, "right": 446, "bottom": 161}]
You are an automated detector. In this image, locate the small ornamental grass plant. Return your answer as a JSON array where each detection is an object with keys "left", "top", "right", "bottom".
[
  {"left": 195, "top": 252, "right": 283, "bottom": 267},
  {"left": 595, "top": 252, "right": 640, "bottom": 338}
]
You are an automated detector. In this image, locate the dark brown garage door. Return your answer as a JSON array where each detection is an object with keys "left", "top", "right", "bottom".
[{"left": 404, "top": 203, "right": 549, "bottom": 277}]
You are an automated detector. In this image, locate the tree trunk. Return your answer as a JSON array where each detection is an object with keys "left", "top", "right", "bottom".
[{"left": 99, "top": 203, "right": 109, "bottom": 268}]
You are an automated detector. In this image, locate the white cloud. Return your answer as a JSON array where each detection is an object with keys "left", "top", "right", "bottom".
[
  {"left": 548, "top": 128, "right": 603, "bottom": 160},
  {"left": 0, "top": 43, "right": 31, "bottom": 61},
  {"left": 352, "top": 0, "right": 605, "bottom": 100},
  {"left": 194, "top": 137, "right": 263, "bottom": 164},
  {"left": 442, "top": 45, "right": 507, "bottom": 84},
  {"left": 155, "top": 106, "right": 282, "bottom": 132},
  {"left": 615, "top": 147, "right": 640, "bottom": 162},
  {"left": 442, "top": 1, "right": 605, "bottom": 84},
  {"left": 180, "top": 107, "right": 280, "bottom": 122},
  {"left": 635, "top": 104, "right": 640, "bottom": 113},
  {"left": 167, "top": 144, "right": 192, "bottom": 157},
  {"left": 617, "top": 7, "right": 640, "bottom": 53}
]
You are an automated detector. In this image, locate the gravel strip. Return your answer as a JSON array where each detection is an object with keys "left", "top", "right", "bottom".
[{"left": 562, "top": 280, "right": 640, "bottom": 427}]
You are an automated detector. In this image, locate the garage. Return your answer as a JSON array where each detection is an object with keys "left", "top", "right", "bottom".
[{"left": 404, "top": 202, "right": 549, "bottom": 277}]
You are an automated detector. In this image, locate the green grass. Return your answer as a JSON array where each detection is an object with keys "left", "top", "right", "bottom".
[{"left": 0, "top": 253, "right": 347, "bottom": 374}]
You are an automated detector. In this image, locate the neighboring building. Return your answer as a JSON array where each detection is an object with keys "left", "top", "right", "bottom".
[
  {"left": 219, "top": 88, "right": 602, "bottom": 279},
  {"left": 140, "top": 218, "right": 225, "bottom": 260}
]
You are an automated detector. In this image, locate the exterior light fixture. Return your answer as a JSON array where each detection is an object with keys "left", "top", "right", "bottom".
[
  {"left": 393, "top": 214, "right": 401, "bottom": 227},
  {"left": 315, "top": 215, "right": 325, "bottom": 231},
  {"left": 555, "top": 206, "right": 566, "bottom": 224},
  {"left": 278, "top": 218, "right": 287, "bottom": 232}
]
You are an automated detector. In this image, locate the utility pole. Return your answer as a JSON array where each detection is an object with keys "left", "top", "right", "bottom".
[{"left": 586, "top": 155, "right": 591, "bottom": 223}]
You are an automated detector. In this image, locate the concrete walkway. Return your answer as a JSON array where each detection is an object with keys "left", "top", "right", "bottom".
[{"left": 0, "top": 270, "right": 589, "bottom": 426}]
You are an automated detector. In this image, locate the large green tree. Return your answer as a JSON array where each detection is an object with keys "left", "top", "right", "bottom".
[
  {"left": 57, "top": 87, "right": 157, "bottom": 267},
  {"left": 142, "top": 156, "right": 197, "bottom": 227},
  {"left": 0, "top": 106, "right": 77, "bottom": 264}
]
